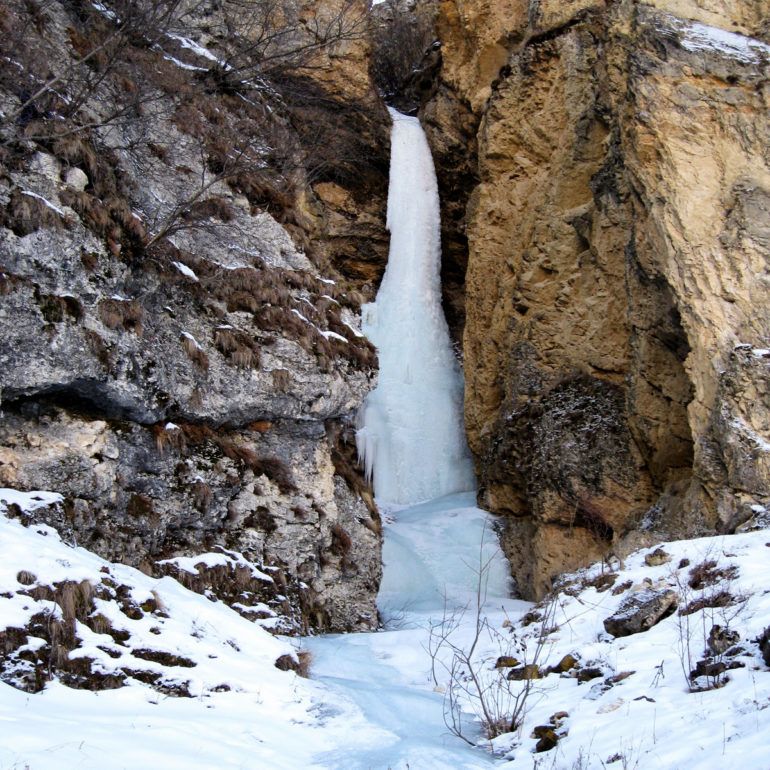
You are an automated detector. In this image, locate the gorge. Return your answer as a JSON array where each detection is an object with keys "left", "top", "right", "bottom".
[{"left": 0, "top": 0, "right": 768, "bottom": 766}]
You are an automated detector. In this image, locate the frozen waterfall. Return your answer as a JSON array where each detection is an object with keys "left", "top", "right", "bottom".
[{"left": 356, "top": 108, "right": 476, "bottom": 505}]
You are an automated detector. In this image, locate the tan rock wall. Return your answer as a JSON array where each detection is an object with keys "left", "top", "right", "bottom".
[{"left": 429, "top": 0, "right": 770, "bottom": 596}]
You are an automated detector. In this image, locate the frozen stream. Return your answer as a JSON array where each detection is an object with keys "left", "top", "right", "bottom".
[
  {"left": 307, "top": 493, "right": 527, "bottom": 769},
  {"left": 307, "top": 111, "right": 527, "bottom": 768}
]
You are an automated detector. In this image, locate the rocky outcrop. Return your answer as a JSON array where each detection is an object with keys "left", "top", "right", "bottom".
[
  {"left": 0, "top": 0, "right": 388, "bottom": 632},
  {"left": 424, "top": 0, "right": 770, "bottom": 596},
  {"left": 603, "top": 587, "right": 679, "bottom": 637}
]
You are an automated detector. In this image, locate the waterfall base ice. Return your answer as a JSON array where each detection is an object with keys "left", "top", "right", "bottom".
[
  {"left": 307, "top": 493, "right": 526, "bottom": 769},
  {"left": 356, "top": 108, "right": 476, "bottom": 505}
]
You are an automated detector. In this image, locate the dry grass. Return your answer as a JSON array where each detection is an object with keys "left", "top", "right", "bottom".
[
  {"left": 153, "top": 423, "right": 187, "bottom": 455},
  {"left": 183, "top": 196, "right": 234, "bottom": 223},
  {"left": 679, "top": 589, "right": 738, "bottom": 617},
  {"left": 0, "top": 269, "right": 24, "bottom": 296},
  {"left": 1, "top": 188, "right": 68, "bottom": 236},
  {"left": 16, "top": 570, "right": 37, "bottom": 586},
  {"left": 35, "top": 292, "right": 82, "bottom": 324},
  {"left": 272, "top": 368, "right": 290, "bottom": 391},
  {"left": 84, "top": 328, "right": 112, "bottom": 369},
  {"left": 191, "top": 479, "right": 213, "bottom": 512},
  {"left": 296, "top": 649, "right": 312, "bottom": 678},
  {"left": 330, "top": 524, "right": 352, "bottom": 556},
  {"left": 98, "top": 297, "right": 143, "bottom": 334},
  {"left": 181, "top": 333, "right": 210, "bottom": 371},
  {"left": 213, "top": 326, "right": 260, "bottom": 369},
  {"left": 88, "top": 613, "right": 114, "bottom": 636},
  {"left": 688, "top": 560, "right": 739, "bottom": 590},
  {"left": 217, "top": 440, "right": 296, "bottom": 494}
]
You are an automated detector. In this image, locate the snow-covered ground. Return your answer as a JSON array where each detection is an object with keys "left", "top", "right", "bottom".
[
  {"left": 308, "top": 492, "right": 527, "bottom": 769},
  {"left": 492, "top": 530, "right": 770, "bottom": 769},
  {"left": 4, "top": 488, "right": 769, "bottom": 769},
  {"left": 0, "top": 490, "right": 382, "bottom": 770}
]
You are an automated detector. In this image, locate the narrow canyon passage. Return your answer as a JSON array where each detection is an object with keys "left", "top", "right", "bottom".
[
  {"left": 307, "top": 111, "right": 526, "bottom": 768},
  {"left": 307, "top": 494, "right": 525, "bottom": 769}
]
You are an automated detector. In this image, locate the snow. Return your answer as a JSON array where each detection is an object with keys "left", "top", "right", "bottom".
[
  {"left": 3, "top": 483, "right": 770, "bottom": 770},
  {"left": 291, "top": 308, "right": 349, "bottom": 343},
  {"left": 157, "top": 550, "right": 274, "bottom": 583},
  {"left": 3, "top": 82, "right": 769, "bottom": 770},
  {"left": 731, "top": 417, "right": 770, "bottom": 452},
  {"left": 161, "top": 53, "right": 208, "bottom": 72},
  {"left": 166, "top": 34, "right": 223, "bottom": 66},
  {"left": 344, "top": 321, "right": 365, "bottom": 338},
  {"left": 0, "top": 488, "right": 63, "bottom": 512},
  {"left": 356, "top": 108, "right": 476, "bottom": 504},
  {"left": 677, "top": 19, "right": 770, "bottom": 62},
  {"left": 91, "top": 1, "right": 117, "bottom": 21},
  {"left": 489, "top": 532, "right": 770, "bottom": 769},
  {"left": 21, "top": 190, "right": 65, "bottom": 217},
  {"left": 312, "top": 501, "right": 770, "bottom": 770},
  {"left": 0, "top": 492, "right": 385, "bottom": 770},
  {"left": 181, "top": 330, "right": 202, "bottom": 349},
  {"left": 171, "top": 260, "right": 199, "bottom": 281},
  {"left": 308, "top": 493, "right": 523, "bottom": 769}
]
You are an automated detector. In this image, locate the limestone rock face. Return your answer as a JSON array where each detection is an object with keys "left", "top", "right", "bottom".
[
  {"left": 0, "top": 0, "right": 387, "bottom": 632},
  {"left": 426, "top": 0, "right": 770, "bottom": 596}
]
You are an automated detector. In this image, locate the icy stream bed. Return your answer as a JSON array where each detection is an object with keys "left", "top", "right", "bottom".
[{"left": 307, "top": 492, "right": 529, "bottom": 770}]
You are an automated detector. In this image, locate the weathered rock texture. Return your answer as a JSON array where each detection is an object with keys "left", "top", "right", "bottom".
[
  {"left": 0, "top": 0, "right": 388, "bottom": 632},
  {"left": 425, "top": 0, "right": 770, "bottom": 596}
]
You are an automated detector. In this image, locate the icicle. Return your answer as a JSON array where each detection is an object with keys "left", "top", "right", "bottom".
[{"left": 356, "top": 108, "right": 476, "bottom": 505}]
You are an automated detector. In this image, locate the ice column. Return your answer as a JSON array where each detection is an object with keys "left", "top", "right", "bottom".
[{"left": 356, "top": 108, "right": 476, "bottom": 505}]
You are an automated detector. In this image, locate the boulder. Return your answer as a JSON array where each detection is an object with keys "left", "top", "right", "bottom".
[{"left": 603, "top": 589, "right": 678, "bottom": 637}]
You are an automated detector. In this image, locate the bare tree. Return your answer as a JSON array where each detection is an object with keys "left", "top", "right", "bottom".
[
  {"left": 197, "top": 0, "right": 371, "bottom": 94},
  {"left": 1, "top": 0, "right": 184, "bottom": 139},
  {"left": 370, "top": 0, "right": 436, "bottom": 103}
]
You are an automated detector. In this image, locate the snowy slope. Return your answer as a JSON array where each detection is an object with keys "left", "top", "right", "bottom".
[
  {"left": 0, "top": 490, "right": 381, "bottom": 770},
  {"left": 490, "top": 532, "right": 770, "bottom": 769},
  {"left": 2, "top": 488, "right": 770, "bottom": 770}
]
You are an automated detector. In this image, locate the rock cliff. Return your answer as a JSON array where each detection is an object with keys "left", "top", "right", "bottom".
[
  {"left": 421, "top": 0, "right": 770, "bottom": 596},
  {"left": 0, "top": 0, "right": 390, "bottom": 632}
]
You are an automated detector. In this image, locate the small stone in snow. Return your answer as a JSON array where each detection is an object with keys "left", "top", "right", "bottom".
[{"left": 603, "top": 589, "right": 679, "bottom": 638}]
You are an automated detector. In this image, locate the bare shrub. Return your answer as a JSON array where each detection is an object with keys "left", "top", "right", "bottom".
[
  {"left": 1, "top": 0, "right": 185, "bottom": 136},
  {"left": 428, "top": 529, "right": 555, "bottom": 743},
  {"left": 370, "top": 0, "right": 436, "bottom": 103},
  {"left": 673, "top": 554, "right": 747, "bottom": 692},
  {"left": 688, "top": 560, "right": 738, "bottom": 590},
  {"left": 201, "top": 0, "right": 370, "bottom": 93}
]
